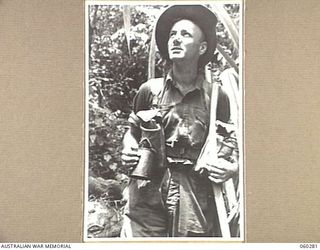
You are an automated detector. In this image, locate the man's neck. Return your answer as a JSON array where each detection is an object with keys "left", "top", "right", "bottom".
[{"left": 172, "top": 62, "right": 199, "bottom": 88}]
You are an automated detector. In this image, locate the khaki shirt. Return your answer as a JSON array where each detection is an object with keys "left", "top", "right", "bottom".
[
  {"left": 126, "top": 71, "right": 231, "bottom": 236},
  {"left": 132, "top": 71, "right": 230, "bottom": 161}
]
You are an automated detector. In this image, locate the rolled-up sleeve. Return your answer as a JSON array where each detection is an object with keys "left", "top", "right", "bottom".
[
  {"left": 128, "top": 81, "right": 154, "bottom": 128},
  {"left": 133, "top": 82, "right": 154, "bottom": 113}
]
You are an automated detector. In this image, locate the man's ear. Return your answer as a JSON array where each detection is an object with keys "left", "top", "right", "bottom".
[{"left": 199, "top": 41, "right": 207, "bottom": 55}]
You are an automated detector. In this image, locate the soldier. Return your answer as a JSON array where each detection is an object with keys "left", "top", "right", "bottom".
[{"left": 121, "top": 5, "right": 238, "bottom": 237}]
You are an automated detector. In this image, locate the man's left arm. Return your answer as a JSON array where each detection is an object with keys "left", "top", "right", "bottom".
[{"left": 206, "top": 86, "right": 239, "bottom": 184}]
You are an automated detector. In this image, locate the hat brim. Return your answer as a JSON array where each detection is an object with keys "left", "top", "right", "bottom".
[{"left": 155, "top": 5, "right": 218, "bottom": 67}]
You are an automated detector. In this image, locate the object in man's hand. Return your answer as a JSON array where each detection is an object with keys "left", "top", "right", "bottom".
[
  {"left": 217, "top": 134, "right": 238, "bottom": 163},
  {"left": 216, "top": 121, "right": 238, "bottom": 161},
  {"left": 195, "top": 121, "right": 238, "bottom": 176},
  {"left": 130, "top": 110, "right": 166, "bottom": 180}
]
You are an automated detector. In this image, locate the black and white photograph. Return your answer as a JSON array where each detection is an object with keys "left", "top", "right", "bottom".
[{"left": 84, "top": 1, "right": 243, "bottom": 241}]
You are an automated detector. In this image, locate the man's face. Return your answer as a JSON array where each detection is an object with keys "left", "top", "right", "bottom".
[{"left": 167, "top": 19, "right": 207, "bottom": 63}]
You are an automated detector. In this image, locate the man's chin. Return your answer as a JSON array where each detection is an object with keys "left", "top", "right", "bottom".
[{"left": 169, "top": 55, "right": 185, "bottom": 62}]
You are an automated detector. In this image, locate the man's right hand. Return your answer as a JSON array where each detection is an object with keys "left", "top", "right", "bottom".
[{"left": 121, "top": 128, "right": 141, "bottom": 170}]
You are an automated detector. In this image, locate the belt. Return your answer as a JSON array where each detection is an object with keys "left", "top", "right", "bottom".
[
  {"left": 166, "top": 144, "right": 201, "bottom": 161},
  {"left": 168, "top": 162, "right": 193, "bottom": 171}
]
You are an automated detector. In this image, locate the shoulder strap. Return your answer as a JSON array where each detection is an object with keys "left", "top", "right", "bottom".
[{"left": 195, "top": 81, "right": 232, "bottom": 238}]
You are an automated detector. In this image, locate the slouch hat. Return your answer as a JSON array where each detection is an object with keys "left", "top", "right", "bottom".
[{"left": 155, "top": 5, "right": 218, "bottom": 67}]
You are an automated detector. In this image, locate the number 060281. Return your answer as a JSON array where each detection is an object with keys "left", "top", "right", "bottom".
[{"left": 300, "top": 244, "right": 318, "bottom": 248}]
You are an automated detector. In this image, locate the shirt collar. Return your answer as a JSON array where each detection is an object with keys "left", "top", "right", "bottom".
[{"left": 165, "top": 69, "right": 205, "bottom": 96}]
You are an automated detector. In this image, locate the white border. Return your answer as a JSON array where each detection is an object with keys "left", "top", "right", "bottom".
[
  {"left": 84, "top": 0, "right": 244, "bottom": 242},
  {"left": 238, "top": 0, "right": 245, "bottom": 242}
]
